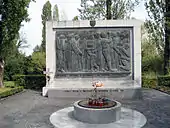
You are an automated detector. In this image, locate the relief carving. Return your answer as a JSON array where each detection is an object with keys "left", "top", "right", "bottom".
[{"left": 55, "top": 29, "right": 131, "bottom": 74}]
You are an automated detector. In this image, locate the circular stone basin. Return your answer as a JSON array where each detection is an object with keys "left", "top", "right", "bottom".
[{"left": 73, "top": 100, "right": 121, "bottom": 124}]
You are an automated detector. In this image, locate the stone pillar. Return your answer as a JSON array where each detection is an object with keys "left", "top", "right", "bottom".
[
  {"left": 43, "top": 21, "right": 56, "bottom": 96},
  {"left": 133, "top": 25, "right": 142, "bottom": 85}
]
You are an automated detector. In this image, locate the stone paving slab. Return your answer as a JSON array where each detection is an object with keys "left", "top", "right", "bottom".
[{"left": 0, "top": 89, "right": 169, "bottom": 128}]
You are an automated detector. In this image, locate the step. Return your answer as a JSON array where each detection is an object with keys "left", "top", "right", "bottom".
[{"left": 43, "top": 78, "right": 142, "bottom": 99}]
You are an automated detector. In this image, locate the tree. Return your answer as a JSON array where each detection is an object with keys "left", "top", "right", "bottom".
[
  {"left": 33, "top": 45, "right": 42, "bottom": 52},
  {"left": 78, "top": 0, "right": 139, "bottom": 20},
  {"left": 106, "top": 0, "right": 112, "bottom": 19},
  {"left": 4, "top": 53, "right": 26, "bottom": 81},
  {"left": 164, "top": 0, "right": 170, "bottom": 74},
  {"left": 145, "top": 0, "right": 170, "bottom": 74},
  {"left": 0, "top": 0, "right": 34, "bottom": 87},
  {"left": 72, "top": 16, "right": 79, "bottom": 21},
  {"left": 41, "top": 1, "right": 52, "bottom": 52},
  {"left": 145, "top": 0, "right": 165, "bottom": 55},
  {"left": 53, "top": 4, "right": 59, "bottom": 21},
  {"left": 31, "top": 52, "right": 46, "bottom": 74}
]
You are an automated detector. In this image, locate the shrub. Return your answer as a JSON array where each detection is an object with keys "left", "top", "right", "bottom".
[
  {"left": 0, "top": 86, "right": 24, "bottom": 98},
  {"left": 157, "top": 75, "right": 170, "bottom": 87},
  {"left": 142, "top": 76, "right": 157, "bottom": 88},
  {"left": 142, "top": 55, "right": 163, "bottom": 74},
  {"left": 142, "top": 40, "right": 163, "bottom": 75},
  {"left": 4, "top": 81, "right": 16, "bottom": 88},
  {"left": 13, "top": 75, "right": 46, "bottom": 90}
]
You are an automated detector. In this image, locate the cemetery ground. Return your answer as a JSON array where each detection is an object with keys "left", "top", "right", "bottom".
[{"left": 0, "top": 89, "right": 169, "bottom": 128}]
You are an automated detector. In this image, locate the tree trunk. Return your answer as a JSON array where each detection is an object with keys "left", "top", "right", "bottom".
[
  {"left": 0, "top": 58, "right": 4, "bottom": 88},
  {"left": 106, "top": 0, "right": 112, "bottom": 20},
  {"left": 164, "top": 0, "right": 170, "bottom": 75}
]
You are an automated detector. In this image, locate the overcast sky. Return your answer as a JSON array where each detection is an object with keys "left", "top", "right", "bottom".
[{"left": 20, "top": 0, "right": 148, "bottom": 55}]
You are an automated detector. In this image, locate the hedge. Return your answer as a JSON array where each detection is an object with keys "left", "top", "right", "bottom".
[
  {"left": 142, "top": 76, "right": 157, "bottom": 88},
  {"left": 157, "top": 75, "right": 170, "bottom": 87},
  {"left": 13, "top": 75, "right": 46, "bottom": 90},
  {"left": 4, "top": 81, "right": 16, "bottom": 88},
  {"left": 0, "top": 86, "right": 24, "bottom": 98}
]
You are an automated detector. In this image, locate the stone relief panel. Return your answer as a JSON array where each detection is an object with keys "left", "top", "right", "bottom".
[{"left": 55, "top": 28, "right": 131, "bottom": 74}]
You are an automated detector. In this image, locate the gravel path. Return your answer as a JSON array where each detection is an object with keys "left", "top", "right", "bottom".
[{"left": 0, "top": 89, "right": 169, "bottom": 128}]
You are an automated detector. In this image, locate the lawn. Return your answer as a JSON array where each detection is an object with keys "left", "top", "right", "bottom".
[{"left": 0, "top": 81, "right": 24, "bottom": 99}]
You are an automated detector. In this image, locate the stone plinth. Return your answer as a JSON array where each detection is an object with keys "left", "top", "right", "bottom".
[{"left": 44, "top": 20, "right": 143, "bottom": 98}]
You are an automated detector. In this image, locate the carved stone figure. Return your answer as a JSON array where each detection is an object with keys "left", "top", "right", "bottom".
[
  {"left": 70, "top": 34, "right": 83, "bottom": 72},
  {"left": 94, "top": 32, "right": 103, "bottom": 71},
  {"left": 100, "top": 32, "right": 115, "bottom": 71},
  {"left": 85, "top": 34, "right": 98, "bottom": 71},
  {"left": 56, "top": 34, "right": 66, "bottom": 72},
  {"left": 118, "top": 39, "right": 130, "bottom": 71}
]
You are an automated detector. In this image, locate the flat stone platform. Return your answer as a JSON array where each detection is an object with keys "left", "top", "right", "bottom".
[
  {"left": 50, "top": 106, "right": 147, "bottom": 128},
  {"left": 43, "top": 78, "right": 142, "bottom": 99}
]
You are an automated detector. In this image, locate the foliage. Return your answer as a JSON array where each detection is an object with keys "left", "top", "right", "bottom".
[
  {"left": 13, "top": 75, "right": 46, "bottom": 90},
  {"left": 78, "top": 0, "right": 139, "bottom": 20},
  {"left": 41, "top": 1, "right": 52, "bottom": 52},
  {"left": 31, "top": 52, "right": 46, "bottom": 74},
  {"left": 155, "top": 85, "right": 170, "bottom": 94},
  {"left": 142, "top": 76, "right": 157, "bottom": 88},
  {"left": 53, "top": 4, "right": 59, "bottom": 21},
  {"left": 4, "top": 81, "right": 16, "bottom": 88},
  {"left": 163, "top": 0, "right": 170, "bottom": 75},
  {"left": 142, "top": 39, "right": 164, "bottom": 74},
  {"left": 4, "top": 52, "right": 27, "bottom": 81},
  {"left": 0, "top": 0, "right": 34, "bottom": 88},
  {"left": 0, "top": 86, "right": 24, "bottom": 98},
  {"left": 144, "top": 0, "right": 170, "bottom": 75},
  {"left": 144, "top": 0, "right": 165, "bottom": 54},
  {"left": 157, "top": 75, "right": 170, "bottom": 87},
  {"left": 73, "top": 16, "right": 79, "bottom": 21},
  {"left": 0, "top": 0, "right": 34, "bottom": 59},
  {"left": 33, "top": 45, "right": 43, "bottom": 52}
]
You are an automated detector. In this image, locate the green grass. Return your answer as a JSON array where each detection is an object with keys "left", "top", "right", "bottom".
[{"left": 0, "top": 81, "right": 24, "bottom": 99}]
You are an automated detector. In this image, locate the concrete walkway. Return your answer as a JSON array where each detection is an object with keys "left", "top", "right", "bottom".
[{"left": 0, "top": 89, "right": 169, "bottom": 128}]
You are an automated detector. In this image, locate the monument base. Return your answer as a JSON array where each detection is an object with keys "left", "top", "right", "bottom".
[{"left": 43, "top": 78, "right": 142, "bottom": 100}]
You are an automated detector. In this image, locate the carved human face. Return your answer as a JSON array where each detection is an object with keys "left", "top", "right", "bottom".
[
  {"left": 100, "top": 32, "right": 107, "bottom": 38},
  {"left": 75, "top": 35, "right": 79, "bottom": 40},
  {"left": 60, "top": 34, "right": 65, "bottom": 39}
]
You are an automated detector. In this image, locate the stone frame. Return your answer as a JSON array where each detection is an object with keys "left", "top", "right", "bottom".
[{"left": 46, "top": 20, "right": 143, "bottom": 87}]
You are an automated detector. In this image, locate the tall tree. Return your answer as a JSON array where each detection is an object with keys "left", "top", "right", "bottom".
[
  {"left": 145, "top": 0, "right": 165, "bottom": 55},
  {"left": 78, "top": 0, "right": 139, "bottom": 20},
  {"left": 41, "top": 1, "right": 52, "bottom": 52},
  {"left": 164, "top": 0, "right": 170, "bottom": 74},
  {"left": 145, "top": 0, "right": 170, "bottom": 74},
  {"left": 53, "top": 4, "right": 59, "bottom": 21},
  {"left": 0, "top": 0, "right": 34, "bottom": 87},
  {"left": 106, "top": 0, "right": 112, "bottom": 19}
]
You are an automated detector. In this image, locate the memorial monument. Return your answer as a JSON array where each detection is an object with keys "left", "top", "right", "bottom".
[
  {"left": 43, "top": 20, "right": 143, "bottom": 99},
  {"left": 49, "top": 81, "right": 147, "bottom": 128}
]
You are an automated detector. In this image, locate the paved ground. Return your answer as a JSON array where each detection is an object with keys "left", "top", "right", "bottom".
[{"left": 0, "top": 89, "right": 169, "bottom": 128}]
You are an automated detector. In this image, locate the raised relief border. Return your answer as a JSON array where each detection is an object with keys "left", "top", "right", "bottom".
[{"left": 55, "top": 27, "right": 132, "bottom": 77}]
